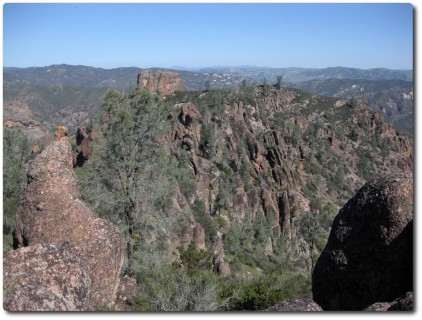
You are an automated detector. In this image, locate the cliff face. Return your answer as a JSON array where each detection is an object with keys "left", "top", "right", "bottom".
[
  {"left": 74, "top": 76, "right": 413, "bottom": 281},
  {"left": 164, "top": 86, "right": 412, "bottom": 246},
  {"left": 137, "top": 70, "right": 184, "bottom": 96},
  {"left": 11, "top": 137, "right": 125, "bottom": 310}
]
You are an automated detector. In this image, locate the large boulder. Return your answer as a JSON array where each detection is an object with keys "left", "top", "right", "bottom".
[
  {"left": 312, "top": 173, "right": 413, "bottom": 311},
  {"left": 364, "top": 292, "right": 413, "bottom": 311},
  {"left": 3, "top": 242, "right": 92, "bottom": 311},
  {"left": 13, "top": 137, "right": 125, "bottom": 309}
]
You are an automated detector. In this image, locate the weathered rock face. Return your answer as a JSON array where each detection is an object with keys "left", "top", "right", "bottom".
[
  {"left": 180, "top": 215, "right": 206, "bottom": 251},
  {"left": 138, "top": 70, "right": 184, "bottom": 97},
  {"left": 261, "top": 186, "right": 281, "bottom": 241},
  {"left": 312, "top": 173, "right": 413, "bottom": 311},
  {"left": 13, "top": 137, "right": 125, "bottom": 309},
  {"left": 114, "top": 276, "right": 138, "bottom": 311},
  {"left": 74, "top": 119, "right": 103, "bottom": 167},
  {"left": 265, "top": 299, "right": 322, "bottom": 311},
  {"left": 364, "top": 292, "right": 413, "bottom": 311},
  {"left": 3, "top": 242, "right": 92, "bottom": 311},
  {"left": 212, "top": 233, "right": 231, "bottom": 277}
]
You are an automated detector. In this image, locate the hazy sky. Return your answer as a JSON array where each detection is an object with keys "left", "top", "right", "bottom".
[{"left": 3, "top": 2, "right": 414, "bottom": 69}]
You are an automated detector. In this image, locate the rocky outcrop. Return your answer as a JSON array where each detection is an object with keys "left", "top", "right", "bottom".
[
  {"left": 138, "top": 70, "right": 184, "bottom": 97},
  {"left": 180, "top": 215, "right": 206, "bottom": 251},
  {"left": 261, "top": 186, "right": 281, "bottom": 241},
  {"left": 13, "top": 137, "right": 125, "bottom": 310},
  {"left": 265, "top": 299, "right": 322, "bottom": 311},
  {"left": 3, "top": 242, "right": 92, "bottom": 311},
  {"left": 178, "top": 101, "right": 202, "bottom": 127},
  {"left": 280, "top": 191, "right": 291, "bottom": 242},
  {"left": 364, "top": 292, "right": 413, "bottom": 311},
  {"left": 312, "top": 173, "right": 413, "bottom": 311},
  {"left": 212, "top": 233, "right": 230, "bottom": 277},
  {"left": 74, "top": 119, "right": 103, "bottom": 167},
  {"left": 54, "top": 125, "right": 68, "bottom": 140}
]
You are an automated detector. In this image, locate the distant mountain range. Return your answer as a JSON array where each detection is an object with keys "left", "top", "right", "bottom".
[
  {"left": 3, "top": 64, "right": 413, "bottom": 136},
  {"left": 4, "top": 64, "right": 412, "bottom": 90},
  {"left": 196, "top": 66, "right": 413, "bottom": 83},
  {"left": 4, "top": 64, "right": 245, "bottom": 91}
]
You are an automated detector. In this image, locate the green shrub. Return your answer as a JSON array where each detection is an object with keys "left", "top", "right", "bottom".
[
  {"left": 179, "top": 244, "right": 213, "bottom": 270},
  {"left": 134, "top": 266, "right": 221, "bottom": 311},
  {"left": 3, "top": 128, "right": 31, "bottom": 253},
  {"left": 218, "top": 270, "right": 311, "bottom": 311},
  {"left": 214, "top": 215, "right": 228, "bottom": 229}
]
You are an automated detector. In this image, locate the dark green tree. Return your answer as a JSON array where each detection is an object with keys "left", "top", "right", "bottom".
[
  {"left": 3, "top": 128, "right": 31, "bottom": 253},
  {"left": 276, "top": 75, "right": 283, "bottom": 88},
  {"left": 349, "top": 97, "right": 358, "bottom": 108},
  {"left": 204, "top": 80, "right": 211, "bottom": 92},
  {"left": 297, "top": 211, "right": 326, "bottom": 270},
  {"left": 263, "top": 78, "right": 271, "bottom": 96},
  {"left": 76, "top": 88, "right": 176, "bottom": 269}
]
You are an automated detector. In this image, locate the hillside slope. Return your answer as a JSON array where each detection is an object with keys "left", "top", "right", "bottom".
[
  {"left": 288, "top": 79, "right": 413, "bottom": 135},
  {"left": 71, "top": 71, "right": 412, "bottom": 310}
]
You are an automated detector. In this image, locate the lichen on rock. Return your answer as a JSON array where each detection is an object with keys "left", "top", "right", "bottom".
[{"left": 3, "top": 241, "right": 92, "bottom": 311}]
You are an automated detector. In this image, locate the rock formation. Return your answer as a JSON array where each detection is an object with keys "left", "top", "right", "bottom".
[
  {"left": 137, "top": 70, "right": 184, "bottom": 97},
  {"left": 212, "top": 233, "right": 231, "bottom": 277},
  {"left": 180, "top": 215, "right": 206, "bottom": 251},
  {"left": 3, "top": 242, "right": 92, "bottom": 311},
  {"left": 74, "top": 118, "right": 103, "bottom": 167},
  {"left": 265, "top": 299, "right": 322, "bottom": 312},
  {"left": 364, "top": 292, "right": 413, "bottom": 311},
  {"left": 261, "top": 186, "right": 281, "bottom": 241},
  {"left": 280, "top": 190, "right": 291, "bottom": 242},
  {"left": 114, "top": 275, "right": 138, "bottom": 311},
  {"left": 312, "top": 173, "right": 413, "bottom": 311},
  {"left": 54, "top": 125, "right": 68, "bottom": 140},
  {"left": 13, "top": 137, "right": 125, "bottom": 310}
]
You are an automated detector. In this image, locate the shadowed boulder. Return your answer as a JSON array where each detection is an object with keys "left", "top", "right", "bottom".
[
  {"left": 364, "top": 292, "right": 413, "bottom": 311},
  {"left": 312, "top": 173, "right": 413, "bottom": 311}
]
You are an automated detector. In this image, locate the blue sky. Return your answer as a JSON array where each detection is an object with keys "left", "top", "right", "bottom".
[{"left": 3, "top": 3, "right": 414, "bottom": 69}]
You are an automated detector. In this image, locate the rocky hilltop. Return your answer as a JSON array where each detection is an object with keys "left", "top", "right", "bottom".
[
  {"left": 5, "top": 134, "right": 132, "bottom": 311},
  {"left": 289, "top": 79, "right": 414, "bottom": 135},
  {"left": 137, "top": 69, "right": 184, "bottom": 97}
]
